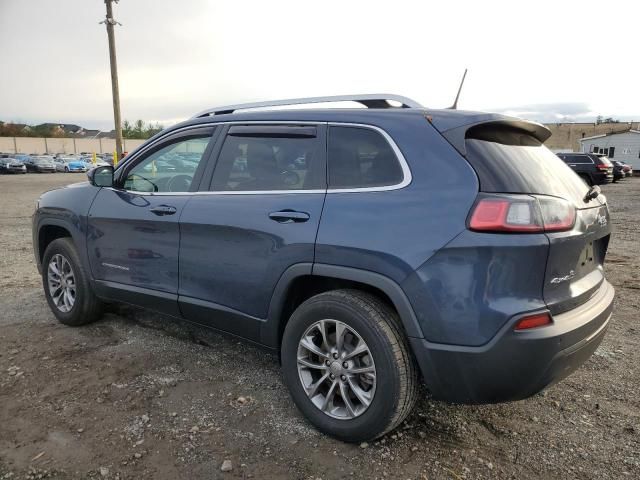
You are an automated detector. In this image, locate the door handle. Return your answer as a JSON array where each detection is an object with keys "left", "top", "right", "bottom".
[
  {"left": 149, "top": 205, "right": 177, "bottom": 216},
  {"left": 269, "top": 210, "right": 310, "bottom": 223}
]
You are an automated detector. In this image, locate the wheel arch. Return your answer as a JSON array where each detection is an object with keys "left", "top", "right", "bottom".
[
  {"left": 262, "top": 263, "right": 424, "bottom": 350},
  {"left": 36, "top": 220, "right": 76, "bottom": 272}
]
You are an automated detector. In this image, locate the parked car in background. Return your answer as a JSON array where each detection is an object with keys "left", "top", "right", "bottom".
[
  {"left": 54, "top": 157, "right": 89, "bottom": 173},
  {"left": 32, "top": 94, "right": 615, "bottom": 442},
  {"left": 0, "top": 158, "right": 27, "bottom": 174},
  {"left": 27, "top": 156, "right": 57, "bottom": 173},
  {"left": 100, "top": 153, "right": 114, "bottom": 165},
  {"left": 81, "top": 157, "right": 110, "bottom": 168},
  {"left": 611, "top": 160, "right": 628, "bottom": 182},
  {"left": 616, "top": 161, "right": 633, "bottom": 177},
  {"left": 13, "top": 154, "right": 33, "bottom": 165},
  {"left": 556, "top": 153, "right": 613, "bottom": 185}
]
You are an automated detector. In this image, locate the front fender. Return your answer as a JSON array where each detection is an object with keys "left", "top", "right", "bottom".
[{"left": 32, "top": 182, "right": 100, "bottom": 275}]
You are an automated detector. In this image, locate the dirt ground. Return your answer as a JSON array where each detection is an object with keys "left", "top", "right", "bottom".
[{"left": 0, "top": 173, "right": 638, "bottom": 480}]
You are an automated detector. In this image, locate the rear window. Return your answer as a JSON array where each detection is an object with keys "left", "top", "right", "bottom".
[
  {"left": 328, "top": 126, "right": 403, "bottom": 189},
  {"left": 563, "top": 154, "right": 593, "bottom": 164},
  {"left": 591, "top": 154, "right": 612, "bottom": 166},
  {"left": 465, "top": 125, "right": 589, "bottom": 206}
]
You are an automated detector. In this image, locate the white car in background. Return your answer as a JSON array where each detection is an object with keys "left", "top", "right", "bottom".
[
  {"left": 54, "top": 157, "right": 89, "bottom": 173},
  {"left": 80, "top": 157, "right": 110, "bottom": 169}
]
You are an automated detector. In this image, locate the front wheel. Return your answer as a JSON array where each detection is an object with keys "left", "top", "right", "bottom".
[
  {"left": 42, "top": 238, "right": 103, "bottom": 326},
  {"left": 281, "top": 290, "right": 418, "bottom": 442}
]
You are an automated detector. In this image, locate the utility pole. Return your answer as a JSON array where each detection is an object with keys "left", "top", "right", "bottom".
[{"left": 101, "top": 0, "right": 123, "bottom": 162}]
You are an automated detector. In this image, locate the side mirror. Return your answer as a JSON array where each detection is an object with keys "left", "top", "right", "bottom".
[{"left": 88, "top": 165, "right": 114, "bottom": 187}]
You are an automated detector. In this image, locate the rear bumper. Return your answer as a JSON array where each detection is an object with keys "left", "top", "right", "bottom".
[
  {"left": 593, "top": 172, "right": 613, "bottom": 184},
  {"left": 410, "top": 279, "right": 614, "bottom": 403}
]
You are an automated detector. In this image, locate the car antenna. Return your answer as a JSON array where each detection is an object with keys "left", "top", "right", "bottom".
[{"left": 449, "top": 68, "right": 468, "bottom": 110}]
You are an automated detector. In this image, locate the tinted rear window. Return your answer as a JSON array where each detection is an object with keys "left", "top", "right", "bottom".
[
  {"left": 563, "top": 154, "right": 593, "bottom": 164},
  {"left": 591, "top": 155, "right": 612, "bottom": 166},
  {"left": 328, "top": 126, "right": 403, "bottom": 189},
  {"left": 465, "top": 125, "right": 589, "bottom": 206}
]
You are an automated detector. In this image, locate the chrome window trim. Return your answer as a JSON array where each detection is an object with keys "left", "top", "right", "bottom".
[
  {"left": 117, "top": 121, "right": 411, "bottom": 196},
  {"left": 325, "top": 122, "right": 411, "bottom": 193}
]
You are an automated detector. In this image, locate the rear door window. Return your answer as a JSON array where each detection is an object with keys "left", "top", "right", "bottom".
[
  {"left": 464, "top": 125, "right": 589, "bottom": 206},
  {"left": 327, "top": 126, "right": 404, "bottom": 189},
  {"left": 210, "top": 125, "right": 324, "bottom": 191}
]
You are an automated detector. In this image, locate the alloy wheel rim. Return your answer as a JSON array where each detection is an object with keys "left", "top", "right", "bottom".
[
  {"left": 47, "top": 254, "right": 76, "bottom": 313},
  {"left": 296, "top": 319, "right": 376, "bottom": 420}
]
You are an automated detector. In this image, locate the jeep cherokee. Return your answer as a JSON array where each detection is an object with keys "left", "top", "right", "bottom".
[{"left": 33, "top": 94, "right": 614, "bottom": 442}]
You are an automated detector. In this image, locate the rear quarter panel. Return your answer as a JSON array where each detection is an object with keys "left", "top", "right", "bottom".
[
  {"left": 402, "top": 231, "right": 549, "bottom": 346},
  {"left": 315, "top": 115, "right": 479, "bottom": 290}
]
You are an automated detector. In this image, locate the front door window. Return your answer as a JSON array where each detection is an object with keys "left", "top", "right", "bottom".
[{"left": 124, "top": 135, "right": 212, "bottom": 193}]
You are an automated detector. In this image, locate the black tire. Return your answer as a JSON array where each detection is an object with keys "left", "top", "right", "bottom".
[
  {"left": 42, "top": 237, "right": 103, "bottom": 326},
  {"left": 281, "top": 289, "right": 418, "bottom": 442}
]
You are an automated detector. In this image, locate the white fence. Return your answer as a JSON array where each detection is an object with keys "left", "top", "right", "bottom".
[{"left": 0, "top": 136, "right": 146, "bottom": 155}]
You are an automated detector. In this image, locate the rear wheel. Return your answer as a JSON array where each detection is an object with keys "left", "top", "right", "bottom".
[
  {"left": 281, "top": 290, "right": 418, "bottom": 442},
  {"left": 42, "top": 238, "right": 103, "bottom": 326}
]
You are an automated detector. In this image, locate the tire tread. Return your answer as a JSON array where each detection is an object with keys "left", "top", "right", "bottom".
[
  {"left": 298, "top": 289, "right": 418, "bottom": 439},
  {"left": 42, "top": 237, "right": 102, "bottom": 326}
]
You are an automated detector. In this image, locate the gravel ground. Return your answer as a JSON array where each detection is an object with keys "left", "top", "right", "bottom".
[{"left": 0, "top": 173, "right": 638, "bottom": 480}]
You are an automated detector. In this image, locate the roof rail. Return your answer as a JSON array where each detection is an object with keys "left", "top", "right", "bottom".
[{"left": 191, "top": 94, "right": 424, "bottom": 118}]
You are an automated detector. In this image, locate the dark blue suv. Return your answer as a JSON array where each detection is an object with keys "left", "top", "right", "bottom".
[{"left": 32, "top": 95, "right": 614, "bottom": 442}]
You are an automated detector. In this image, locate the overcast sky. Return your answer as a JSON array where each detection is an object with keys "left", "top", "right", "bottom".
[{"left": 1, "top": 0, "right": 639, "bottom": 130}]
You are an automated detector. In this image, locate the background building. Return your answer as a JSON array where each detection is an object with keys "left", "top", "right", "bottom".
[
  {"left": 579, "top": 130, "right": 640, "bottom": 169},
  {"left": 544, "top": 122, "right": 640, "bottom": 153}
]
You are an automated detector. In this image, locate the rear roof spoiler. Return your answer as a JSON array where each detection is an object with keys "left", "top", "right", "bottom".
[{"left": 426, "top": 112, "right": 551, "bottom": 156}]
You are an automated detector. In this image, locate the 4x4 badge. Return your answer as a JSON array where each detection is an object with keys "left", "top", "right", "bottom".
[
  {"left": 550, "top": 270, "right": 576, "bottom": 284},
  {"left": 597, "top": 214, "right": 607, "bottom": 227}
]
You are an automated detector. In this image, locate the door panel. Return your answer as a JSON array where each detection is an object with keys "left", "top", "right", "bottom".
[
  {"left": 87, "top": 188, "right": 189, "bottom": 298},
  {"left": 179, "top": 194, "right": 324, "bottom": 316},
  {"left": 178, "top": 124, "right": 327, "bottom": 340},
  {"left": 86, "top": 128, "right": 217, "bottom": 314}
]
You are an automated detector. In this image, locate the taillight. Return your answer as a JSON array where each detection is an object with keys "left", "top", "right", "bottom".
[
  {"left": 537, "top": 196, "right": 576, "bottom": 232},
  {"left": 469, "top": 194, "right": 576, "bottom": 233},
  {"left": 469, "top": 197, "right": 541, "bottom": 232},
  {"left": 514, "top": 312, "right": 553, "bottom": 330},
  {"left": 596, "top": 164, "right": 610, "bottom": 171}
]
